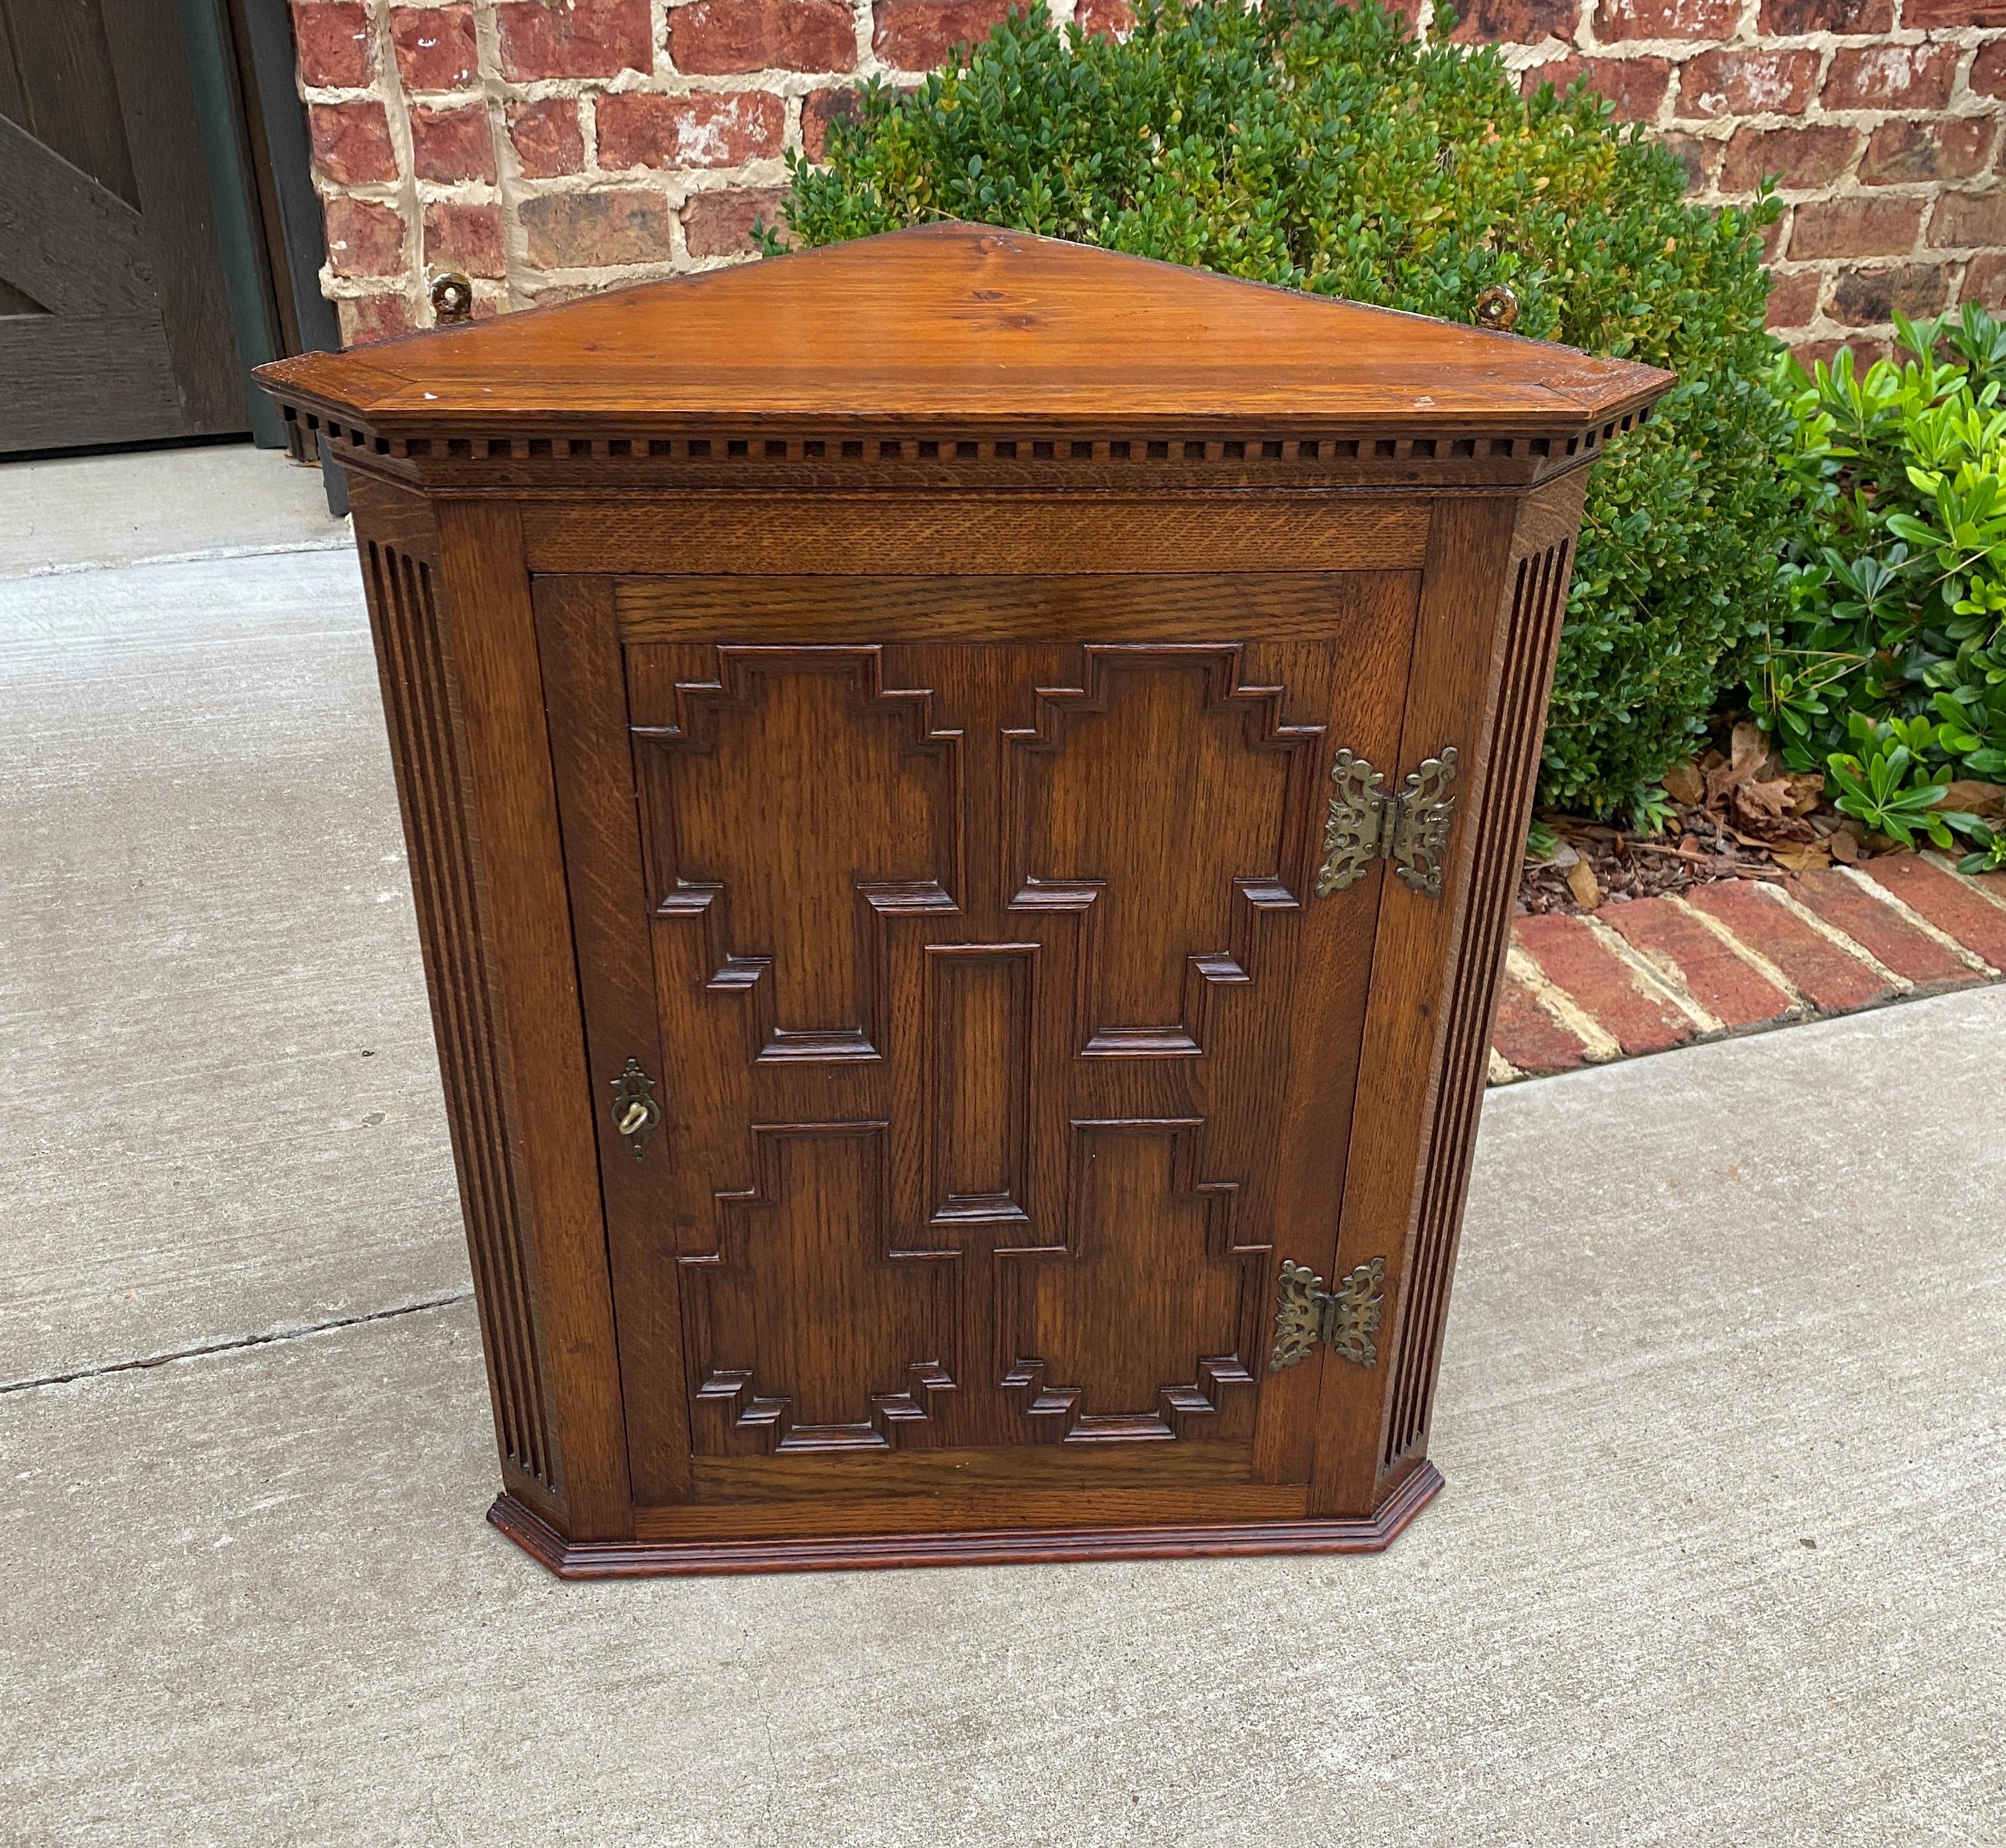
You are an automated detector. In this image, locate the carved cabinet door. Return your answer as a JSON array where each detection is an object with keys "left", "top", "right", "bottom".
[{"left": 536, "top": 569, "right": 1425, "bottom": 1527}]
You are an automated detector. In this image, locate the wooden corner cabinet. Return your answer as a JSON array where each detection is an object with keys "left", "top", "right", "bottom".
[{"left": 257, "top": 224, "right": 1670, "bottom": 1577}]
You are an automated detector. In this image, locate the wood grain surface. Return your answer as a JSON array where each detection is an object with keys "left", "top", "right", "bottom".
[{"left": 260, "top": 223, "right": 1668, "bottom": 433}]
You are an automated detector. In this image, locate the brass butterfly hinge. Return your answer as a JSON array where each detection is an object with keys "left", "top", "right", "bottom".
[
  {"left": 1315, "top": 746, "right": 1459, "bottom": 899},
  {"left": 1269, "top": 1257, "right": 1386, "bottom": 1372}
]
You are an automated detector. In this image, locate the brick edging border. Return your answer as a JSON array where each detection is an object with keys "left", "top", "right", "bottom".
[{"left": 1489, "top": 849, "right": 2006, "bottom": 1082}]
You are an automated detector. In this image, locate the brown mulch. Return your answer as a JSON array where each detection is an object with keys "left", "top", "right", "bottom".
[
  {"left": 1518, "top": 721, "right": 2004, "bottom": 916},
  {"left": 1518, "top": 806, "right": 1848, "bottom": 914}
]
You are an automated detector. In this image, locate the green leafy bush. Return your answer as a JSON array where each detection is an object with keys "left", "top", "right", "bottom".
[
  {"left": 1753, "top": 307, "right": 2006, "bottom": 867},
  {"left": 766, "top": 0, "right": 1796, "bottom": 818}
]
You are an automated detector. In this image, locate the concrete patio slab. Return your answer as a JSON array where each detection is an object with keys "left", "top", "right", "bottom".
[
  {"left": 0, "top": 442, "right": 348, "bottom": 580},
  {"left": 0, "top": 548, "right": 468, "bottom": 1386},
  {"left": 5, "top": 448, "right": 2003, "bottom": 1844},
  {"left": 4, "top": 987, "right": 2003, "bottom": 1847}
]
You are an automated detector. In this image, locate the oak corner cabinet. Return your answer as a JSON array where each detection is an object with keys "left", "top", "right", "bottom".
[{"left": 257, "top": 222, "right": 1670, "bottom": 1578}]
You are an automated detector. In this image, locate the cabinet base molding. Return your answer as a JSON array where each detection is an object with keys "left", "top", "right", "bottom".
[{"left": 488, "top": 1462, "right": 1443, "bottom": 1578}]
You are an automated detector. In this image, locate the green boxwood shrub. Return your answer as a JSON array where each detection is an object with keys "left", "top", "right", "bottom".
[{"left": 764, "top": 0, "right": 1796, "bottom": 818}]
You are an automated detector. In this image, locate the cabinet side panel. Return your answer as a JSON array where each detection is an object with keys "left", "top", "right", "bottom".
[
  {"left": 1380, "top": 472, "right": 1588, "bottom": 1474},
  {"left": 349, "top": 479, "right": 559, "bottom": 1504},
  {"left": 1305, "top": 496, "right": 1522, "bottom": 1517},
  {"left": 430, "top": 498, "right": 635, "bottom": 1539}
]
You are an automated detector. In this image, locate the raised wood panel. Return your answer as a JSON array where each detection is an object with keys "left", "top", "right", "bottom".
[
  {"left": 1003, "top": 644, "right": 1321, "bottom": 1056},
  {"left": 683, "top": 1121, "right": 960, "bottom": 1455},
  {"left": 999, "top": 1119, "right": 1266, "bottom": 1445},
  {"left": 632, "top": 647, "right": 962, "bottom": 1063},
  {"left": 549, "top": 572, "right": 1424, "bottom": 1510},
  {"left": 923, "top": 943, "right": 1035, "bottom": 1226}
]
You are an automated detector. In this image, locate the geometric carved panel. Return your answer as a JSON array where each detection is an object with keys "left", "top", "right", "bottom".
[
  {"left": 588, "top": 608, "right": 1398, "bottom": 1483},
  {"left": 1000, "top": 1119, "right": 1269, "bottom": 1443},
  {"left": 1003, "top": 644, "right": 1322, "bottom": 1055},
  {"left": 681, "top": 1123, "right": 959, "bottom": 1453},
  {"left": 634, "top": 646, "right": 962, "bottom": 1061}
]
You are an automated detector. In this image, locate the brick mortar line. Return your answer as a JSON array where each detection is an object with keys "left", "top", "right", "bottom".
[
  {"left": 1663, "top": 889, "right": 1816, "bottom": 1015},
  {"left": 472, "top": 0, "right": 550, "bottom": 295},
  {"left": 1578, "top": 910, "right": 1727, "bottom": 1033},
  {"left": 1515, "top": 33, "right": 1995, "bottom": 58},
  {"left": 1505, "top": 942, "right": 1627, "bottom": 1061},
  {"left": 1760, "top": 877, "right": 1916, "bottom": 988},
  {"left": 1922, "top": 847, "right": 2006, "bottom": 912},
  {"left": 1842, "top": 862, "right": 2000, "bottom": 973},
  {"left": 374, "top": 1, "right": 427, "bottom": 329}
]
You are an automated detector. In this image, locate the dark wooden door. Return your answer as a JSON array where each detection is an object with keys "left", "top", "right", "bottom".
[
  {"left": 538, "top": 571, "right": 1422, "bottom": 1524},
  {"left": 0, "top": 0, "right": 248, "bottom": 453}
]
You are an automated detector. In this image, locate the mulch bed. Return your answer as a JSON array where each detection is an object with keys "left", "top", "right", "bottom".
[
  {"left": 1516, "top": 720, "right": 1999, "bottom": 916},
  {"left": 1518, "top": 808, "right": 1805, "bottom": 915}
]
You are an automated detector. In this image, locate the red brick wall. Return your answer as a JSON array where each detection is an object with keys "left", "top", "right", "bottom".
[
  {"left": 293, "top": 0, "right": 2006, "bottom": 352},
  {"left": 1491, "top": 0, "right": 2006, "bottom": 358}
]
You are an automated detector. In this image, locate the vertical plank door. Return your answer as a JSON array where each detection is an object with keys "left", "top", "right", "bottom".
[{"left": 0, "top": 0, "right": 247, "bottom": 452}]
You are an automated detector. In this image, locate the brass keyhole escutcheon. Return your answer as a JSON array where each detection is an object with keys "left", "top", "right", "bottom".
[{"left": 609, "top": 1058, "right": 662, "bottom": 1163}]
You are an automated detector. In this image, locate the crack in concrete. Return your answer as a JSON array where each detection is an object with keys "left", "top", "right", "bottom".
[{"left": 0, "top": 1290, "right": 474, "bottom": 1396}]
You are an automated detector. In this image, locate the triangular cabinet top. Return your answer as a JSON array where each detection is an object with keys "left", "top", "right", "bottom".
[{"left": 257, "top": 222, "right": 1673, "bottom": 492}]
